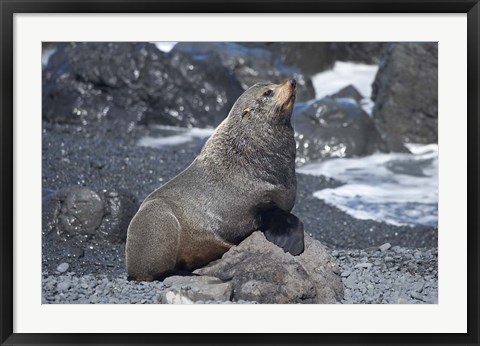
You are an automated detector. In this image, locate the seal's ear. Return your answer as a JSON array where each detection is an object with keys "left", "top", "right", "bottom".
[{"left": 258, "top": 208, "right": 305, "bottom": 256}]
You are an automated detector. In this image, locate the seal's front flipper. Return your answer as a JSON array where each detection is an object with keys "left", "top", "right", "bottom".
[{"left": 259, "top": 209, "right": 305, "bottom": 256}]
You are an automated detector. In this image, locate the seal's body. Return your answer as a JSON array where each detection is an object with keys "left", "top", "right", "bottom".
[{"left": 126, "top": 80, "right": 304, "bottom": 281}]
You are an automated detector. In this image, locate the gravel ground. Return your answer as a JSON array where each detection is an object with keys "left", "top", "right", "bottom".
[
  {"left": 42, "top": 244, "right": 438, "bottom": 304},
  {"left": 334, "top": 245, "right": 438, "bottom": 304},
  {"left": 42, "top": 272, "right": 257, "bottom": 304},
  {"left": 42, "top": 123, "right": 438, "bottom": 304}
]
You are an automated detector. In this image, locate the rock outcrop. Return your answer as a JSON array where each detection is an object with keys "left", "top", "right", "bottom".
[
  {"left": 43, "top": 42, "right": 244, "bottom": 129},
  {"left": 372, "top": 42, "right": 438, "bottom": 144},
  {"left": 194, "top": 232, "right": 343, "bottom": 304},
  {"left": 240, "top": 42, "right": 387, "bottom": 73},
  {"left": 171, "top": 42, "right": 315, "bottom": 102},
  {"left": 293, "top": 95, "right": 390, "bottom": 164}
]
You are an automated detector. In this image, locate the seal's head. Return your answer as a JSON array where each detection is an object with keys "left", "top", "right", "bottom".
[
  {"left": 230, "top": 79, "right": 297, "bottom": 125},
  {"left": 200, "top": 79, "right": 298, "bottom": 179}
]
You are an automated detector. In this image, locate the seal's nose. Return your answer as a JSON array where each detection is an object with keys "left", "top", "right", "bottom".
[{"left": 290, "top": 79, "right": 297, "bottom": 89}]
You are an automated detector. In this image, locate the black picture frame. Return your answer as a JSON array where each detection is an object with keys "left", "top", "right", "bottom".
[{"left": 1, "top": 1, "right": 479, "bottom": 345}]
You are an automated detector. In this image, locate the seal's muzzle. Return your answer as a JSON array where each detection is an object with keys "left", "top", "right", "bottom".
[{"left": 275, "top": 79, "right": 297, "bottom": 114}]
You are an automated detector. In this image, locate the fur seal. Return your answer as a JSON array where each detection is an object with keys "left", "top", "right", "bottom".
[{"left": 126, "top": 79, "right": 304, "bottom": 281}]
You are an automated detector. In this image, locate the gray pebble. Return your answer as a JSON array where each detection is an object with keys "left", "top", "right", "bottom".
[
  {"left": 410, "top": 291, "right": 424, "bottom": 301},
  {"left": 341, "top": 270, "right": 351, "bottom": 277},
  {"left": 354, "top": 262, "right": 373, "bottom": 269},
  {"left": 56, "top": 262, "right": 69, "bottom": 273},
  {"left": 414, "top": 281, "right": 425, "bottom": 292},
  {"left": 343, "top": 278, "right": 357, "bottom": 289},
  {"left": 333, "top": 246, "right": 437, "bottom": 304},
  {"left": 45, "top": 280, "right": 56, "bottom": 290},
  {"left": 379, "top": 243, "right": 392, "bottom": 252},
  {"left": 57, "top": 281, "right": 71, "bottom": 291}
]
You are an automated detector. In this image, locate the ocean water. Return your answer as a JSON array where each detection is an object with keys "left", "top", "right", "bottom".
[
  {"left": 309, "top": 62, "right": 437, "bottom": 227},
  {"left": 42, "top": 46, "right": 57, "bottom": 66},
  {"left": 297, "top": 144, "right": 438, "bottom": 227},
  {"left": 311, "top": 61, "right": 378, "bottom": 114}
]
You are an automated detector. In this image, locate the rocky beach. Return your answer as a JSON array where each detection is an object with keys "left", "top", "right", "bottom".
[{"left": 42, "top": 42, "right": 438, "bottom": 304}]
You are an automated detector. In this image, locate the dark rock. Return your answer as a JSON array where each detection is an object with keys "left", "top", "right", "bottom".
[
  {"left": 330, "top": 85, "right": 364, "bottom": 103},
  {"left": 63, "top": 243, "right": 85, "bottom": 258},
  {"left": 96, "top": 189, "right": 137, "bottom": 243},
  {"left": 372, "top": 42, "right": 438, "bottom": 144},
  {"left": 240, "top": 42, "right": 336, "bottom": 75},
  {"left": 240, "top": 42, "right": 387, "bottom": 73},
  {"left": 57, "top": 186, "right": 104, "bottom": 237},
  {"left": 43, "top": 42, "right": 244, "bottom": 130},
  {"left": 171, "top": 42, "right": 315, "bottom": 102},
  {"left": 42, "top": 186, "right": 136, "bottom": 243},
  {"left": 163, "top": 49, "right": 244, "bottom": 126},
  {"left": 293, "top": 96, "right": 389, "bottom": 164},
  {"left": 195, "top": 232, "right": 343, "bottom": 304},
  {"left": 329, "top": 42, "right": 387, "bottom": 64}
]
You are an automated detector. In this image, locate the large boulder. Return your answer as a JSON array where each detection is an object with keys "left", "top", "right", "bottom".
[
  {"left": 330, "top": 84, "right": 365, "bottom": 103},
  {"left": 293, "top": 95, "right": 391, "bottom": 164},
  {"left": 240, "top": 42, "right": 335, "bottom": 75},
  {"left": 42, "top": 186, "right": 136, "bottom": 243},
  {"left": 371, "top": 42, "right": 438, "bottom": 144},
  {"left": 329, "top": 42, "right": 387, "bottom": 65},
  {"left": 42, "top": 42, "right": 244, "bottom": 129},
  {"left": 194, "top": 232, "right": 343, "bottom": 304},
  {"left": 171, "top": 42, "right": 315, "bottom": 102},
  {"left": 240, "top": 42, "right": 387, "bottom": 74}
]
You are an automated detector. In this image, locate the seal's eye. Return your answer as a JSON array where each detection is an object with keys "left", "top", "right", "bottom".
[{"left": 263, "top": 90, "right": 274, "bottom": 97}]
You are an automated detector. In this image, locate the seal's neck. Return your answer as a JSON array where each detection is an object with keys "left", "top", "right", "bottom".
[{"left": 198, "top": 117, "right": 296, "bottom": 185}]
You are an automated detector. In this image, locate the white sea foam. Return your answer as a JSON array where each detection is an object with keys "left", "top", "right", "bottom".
[
  {"left": 42, "top": 46, "right": 57, "bottom": 66},
  {"left": 137, "top": 125, "right": 214, "bottom": 148},
  {"left": 297, "top": 144, "right": 438, "bottom": 227},
  {"left": 311, "top": 62, "right": 379, "bottom": 114},
  {"left": 153, "top": 42, "right": 177, "bottom": 52}
]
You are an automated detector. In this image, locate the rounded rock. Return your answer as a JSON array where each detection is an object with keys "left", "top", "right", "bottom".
[
  {"left": 56, "top": 262, "right": 69, "bottom": 273},
  {"left": 57, "top": 281, "right": 71, "bottom": 292}
]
